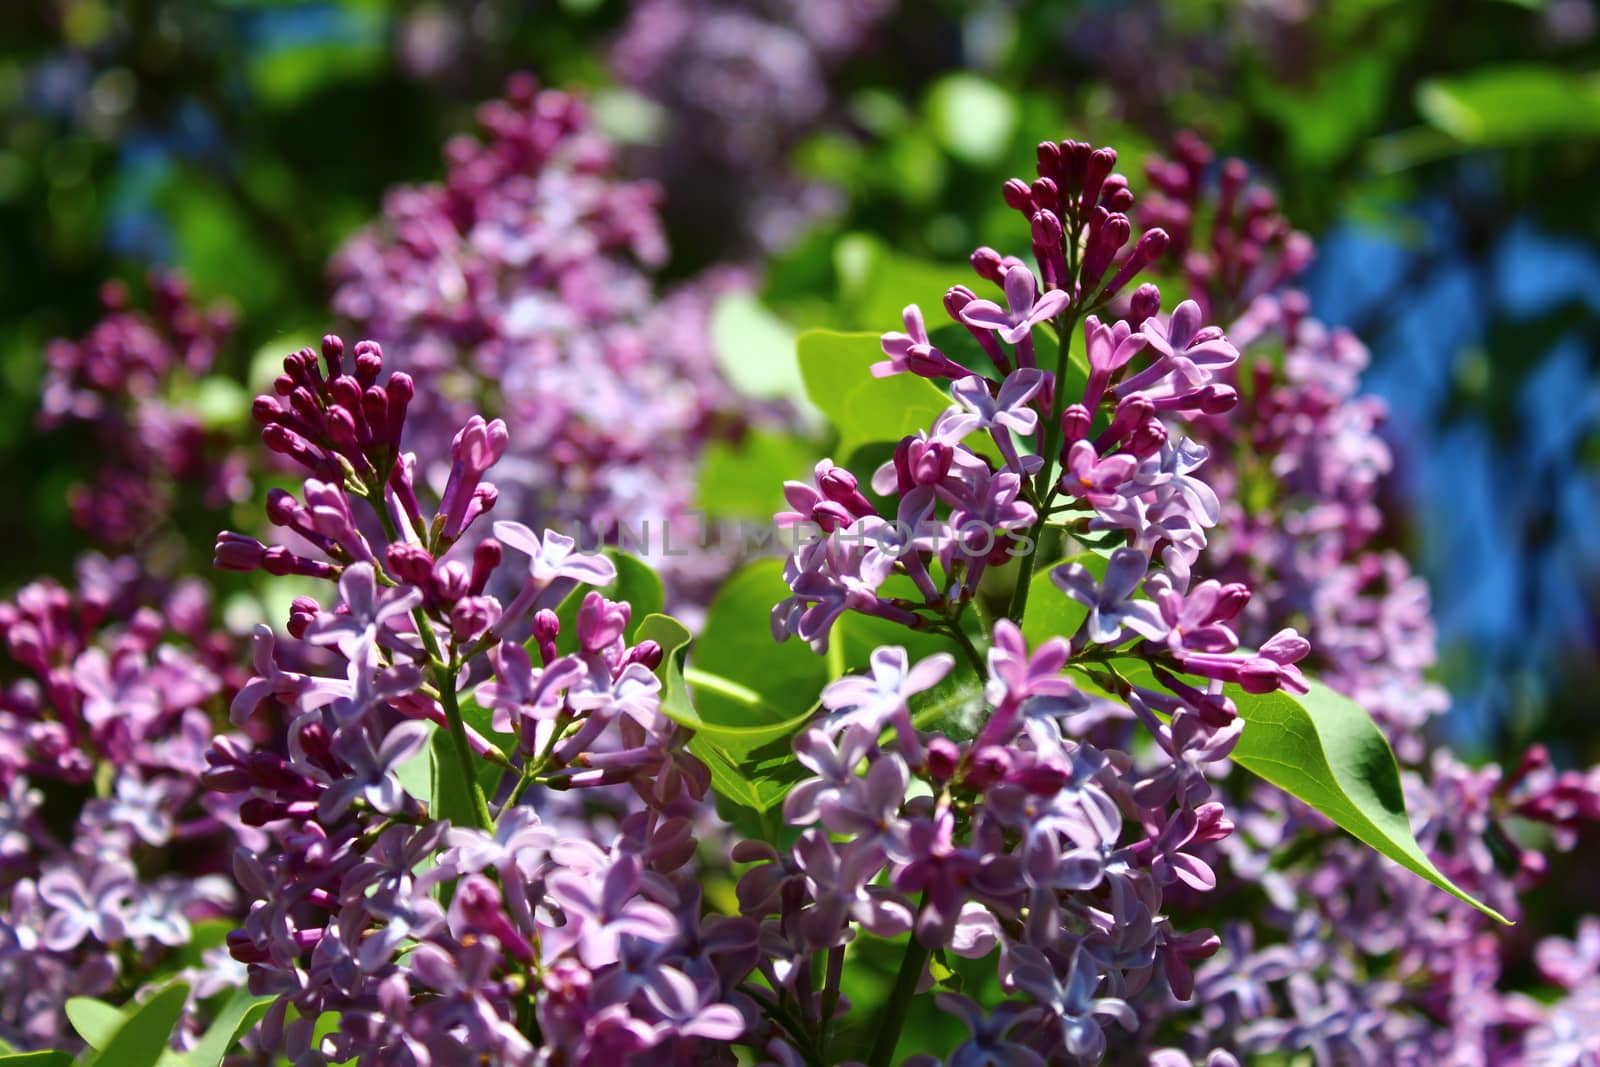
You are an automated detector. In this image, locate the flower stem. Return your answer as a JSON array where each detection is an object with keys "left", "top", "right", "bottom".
[
  {"left": 1007, "top": 315, "right": 1078, "bottom": 624},
  {"left": 942, "top": 618, "right": 986, "bottom": 678},
  {"left": 413, "top": 610, "right": 493, "bottom": 832},
  {"left": 868, "top": 920, "right": 930, "bottom": 1067}
]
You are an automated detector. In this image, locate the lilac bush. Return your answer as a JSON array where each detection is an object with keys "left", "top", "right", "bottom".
[
  {"left": 191, "top": 133, "right": 1392, "bottom": 1067},
  {"left": 11, "top": 108, "right": 1597, "bottom": 1065},
  {"left": 39, "top": 273, "right": 251, "bottom": 557},
  {"left": 0, "top": 555, "right": 250, "bottom": 1051},
  {"left": 609, "top": 0, "right": 895, "bottom": 253},
  {"left": 329, "top": 74, "right": 769, "bottom": 608}
]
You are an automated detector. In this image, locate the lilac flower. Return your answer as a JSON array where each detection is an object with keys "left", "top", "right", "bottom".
[
  {"left": 231, "top": 625, "right": 351, "bottom": 724},
  {"left": 950, "top": 369, "right": 1047, "bottom": 473},
  {"left": 642, "top": 966, "right": 747, "bottom": 1041},
  {"left": 937, "top": 994, "right": 1045, "bottom": 1067},
  {"left": 793, "top": 832, "right": 913, "bottom": 947},
  {"left": 1051, "top": 548, "right": 1169, "bottom": 644},
  {"left": 317, "top": 721, "right": 432, "bottom": 820},
  {"left": 304, "top": 563, "right": 423, "bottom": 662},
  {"left": 1061, "top": 440, "right": 1138, "bottom": 505},
  {"left": 38, "top": 862, "right": 133, "bottom": 951},
  {"left": 783, "top": 724, "right": 877, "bottom": 827},
  {"left": 494, "top": 523, "right": 618, "bottom": 632},
  {"left": 820, "top": 646, "right": 953, "bottom": 753},
  {"left": 1008, "top": 945, "right": 1135, "bottom": 1061},
  {"left": 545, "top": 855, "right": 680, "bottom": 968},
  {"left": 875, "top": 304, "right": 948, "bottom": 378},
  {"left": 959, "top": 265, "right": 1070, "bottom": 346}
]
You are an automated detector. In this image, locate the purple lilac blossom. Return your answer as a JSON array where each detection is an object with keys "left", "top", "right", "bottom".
[
  {"left": 0, "top": 557, "right": 250, "bottom": 1052},
  {"left": 330, "top": 74, "right": 779, "bottom": 610},
  {"left": 208, "top": 333, "right": 755, "bottom": 1064},
  {"left": 609, "top": 0, "right": 895, "bottom": 253},
  {"left": 38, "top": 273, "right": 251, "bottom": 555},
  {"left": 1107, "top": 133, "right": 1600, "bottom": 1064}
]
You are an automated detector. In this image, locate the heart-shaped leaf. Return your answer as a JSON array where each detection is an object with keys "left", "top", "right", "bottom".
[{"left": 1095, "top": 658, "right": 1508, "bottom": 924}]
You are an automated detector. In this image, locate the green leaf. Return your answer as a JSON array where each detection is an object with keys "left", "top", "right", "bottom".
[
  {"left": 1232, "top": 680, "right": 1507, "bottom": 922},
  {"left": 64, "top": 999, "right": 124, "bottom": 1051},
  {"left": 833, "top": 235, "right": 967, "bottom": 332},
  {"left": 395, "top": 725, "right": 437, "bottom": 813},
  {"left": 925, "top": 73, "right": 1018, "bottom": 165},
  {"left": 637, "top": 609, "right": 814, "bottom": 755},
  {"left": 182, "top": 986, "right": 273, "bottom": 1067},
  {"left": 552, "top": 551, "right": 664, "bottom": 647},
  {"left": 1020, "top": 551, "right": 1108, "bottom": 648},
  {"left": 696, "top": 431, "right": 822, "bottom": 519},
  {"left": 710, "top": 293, "right": 809, "bottom": 406},
  {"left": 798, "top": 329, "right": 954, "bottom": 460},
  {"left": 637, "top": 609, "right": 810, "bottom": 841},
  {"left": 669, "top": 561, "right": 968, "bottom": 839},
  {"left": 635, "top": 613, "right": 696, "bottom": 729},
  {"left": 85, "top": 983, "right": 188, "bottom": 1067},
  {"left": 1416, "top": 66, "right": 1600, "bottom": 145},
  {"left": 1103, "top": 660, "right": 1508, "bottom": 923},
  {"left": 690, "top": 561, "right": 833, "bottom": 744},
  {"left": 430, "top": 716, "right": 505, "bottom": 830},
  {"left": 0, "top": 1053, "right": 73, "bottom": 1066}
]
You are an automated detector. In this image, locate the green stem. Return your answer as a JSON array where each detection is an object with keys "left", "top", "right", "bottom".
[
  {"left": 364, "top": 470, "right": 491, "bottom": 831},
  {"left": 414, "top": 609, "right": 493, "bottom": 832},
  {"left": 942, "top": 619, "right": 986, "bottom": 678},
  {"left": 868, "top": 923, "right": 930, "bottom": 1067},
  {"left": 1008, "top": 315, "right": 1078, "bottom": 623}
]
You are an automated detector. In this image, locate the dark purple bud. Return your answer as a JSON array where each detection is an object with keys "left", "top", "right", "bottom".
[
  {"left": 943, "top": 285, "right": 975, "bottom": 318},
  {"left": 1029, "top": 176, "right": 1059, "bottom": 212},
  {"left": 353, "top": 339, "right": 383, "bottom": 385},
  {"left": 1062, "top": 140, "right": 1090, "bottom": 191},
  {"left": 287, "top": 596, "right": 319, "bottom": 639},
  {"left": 326, "top": 406, "right": 360, "bottom": 453},
  {"left": 361, "top": 387, "right": 389, "bottom": 446},
  {"left": 329, "top": 375, "right": 364, "bottom": 419},
  {"left": 1194, "top": 802, "right": 1233, "bottom": 843},
  {"left": 320, "top": 334, "right": 345, "bottom": 379},
  {"left": 1102, "top": 182, "right": 1134, "bottom": 212},
  {"left": 386, "top": 542, "right": 435, "bottom": 587},
  {"left": 1127, "top": 419, "right": 1167, "bottom": 458},
  {"left": 1017, "top": 760, "right": 1070, "bottom": 796},
  {"left": 434, "top": 560, "right": 470, "bottom": 603},
  {"left": 1097, "top": 228, "right": 1170, "bottom": 304},
  {"left": 969, "top": 247, "right": 1006, "bottom": 284},
  {"left": 470, "top": 538, "right": 502, "bottom": 596},
  {"left": 1035, "top": 140, "right": 1063, "bottom": 182},
  {"left": 1002, "top": 178, "right": 1034, "bottom": 212},
  {"left": 626, "top": 640, "right": 663, "bottom": 672},
  {"left": 964, "top": 745, "right": 1013, "bottom": 791},
  {"left": 1128, "top": 283, "right": 1162, "bottom": 329},
  {"left": 533, "top": 609, "right": 561, "bottom": 665},
  {"left": 1214, "top": 583, "right": 1251, "bottom": 623},
  {"left": 1080, "top": 147, "right": 1117, "bottom": 211},
  {"left": 252, "top": 395, "right": 284, "bottom": 426},
  {"left": 214, "top": 532, "right": 268, "bottom": 572},
  {"left": 925, "top": 737, "right": 961, "bottom": 782},
  {"left": 1031, "top": 209, "right": 1064, "bottom": 246},
  {"left": 262, "top": 546, "right": 337, "bottom": 580},
  {"left": 907, "top": 344, "right": 954, "bottom": 379},
  {"left": 386, "top": 372, "right": 415, "bottom": 447},
  {"left": 265, "top": 488, "right": 302, "bottom": 529},
  {"left": 1060, "top": 404, "right": 1092, "bottom": 444},
  {"left": 451, "top": 596, "right": 500, "bottom": 643}
]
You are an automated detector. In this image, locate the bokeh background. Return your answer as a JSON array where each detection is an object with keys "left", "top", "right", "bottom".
[{"left": 1, "top": 0, "right": 1595, "bottom": 763}]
